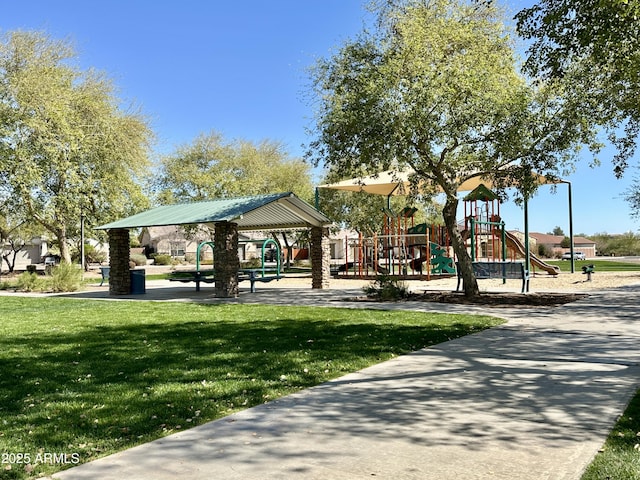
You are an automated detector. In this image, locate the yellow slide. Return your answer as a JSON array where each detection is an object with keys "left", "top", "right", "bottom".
[{"left": 503, "top": 231, "right": 560, "bottom": 275}]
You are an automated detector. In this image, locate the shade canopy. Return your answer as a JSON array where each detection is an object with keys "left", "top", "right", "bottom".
[
  {"left": 317, "top": 168, "right": 564, "bottom": 196},
  {"left": 318, "top": 168, "right": 578, "bottom": 273},
  {"left": 96, "top": 192, "right": 332, "bottom": 231}
]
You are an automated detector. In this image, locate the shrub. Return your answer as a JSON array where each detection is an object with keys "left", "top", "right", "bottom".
[
  {"left": 152, "top": 254, "right": 173, "bottom": 265},
  {"left": 130, "top": 254, "right": 148, "bottom": 266},
  {"left": 537, "top": 244, "right": 552, "bottom": 258},
  {"left": 49, "top": 262, "right": 83, "bottom": 292},
  {"left": 86, "top": 244, "right": 107, "bottom": 264},
  {"left": 71, "top": 244, "right": 107, "bottom": 265},
  {"left": 15, "top": 272, "right": 44, "bottom": 292},
  {"left": 242, "top": 258, "right": 261, "bottom": 269},
  {"left": 363, "top": 276, "right": 411, "bottom": 301}
]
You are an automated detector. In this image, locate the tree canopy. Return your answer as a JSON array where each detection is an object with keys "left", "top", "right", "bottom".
[
  {"left": 0, "top": 31, "right": 153, "bottom": 262},
  {"left": 516, "top": 0, "right": 640, "bottom": 176},
  {"left": 154, "top": 131, "right": 315, "bottom": 204},
  {"left": 308, "top": 0, "right": 597, "bottom": 296}
]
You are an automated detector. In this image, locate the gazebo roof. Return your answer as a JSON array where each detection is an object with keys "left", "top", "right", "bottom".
[{"left": 96, "top": 192, "right": 331, "bottom": 231}]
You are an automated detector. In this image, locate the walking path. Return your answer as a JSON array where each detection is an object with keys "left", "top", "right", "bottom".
[{"left": 44, "top": 280, "right": 640, "bottom": 479}]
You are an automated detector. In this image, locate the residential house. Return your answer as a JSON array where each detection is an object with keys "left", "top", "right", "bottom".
[
  {"left": 0, "top": 236, "right": 49, "bottom": 271},
  {"left": 139, "top": 226, "right": 281, "bottom": 263},
  {"left": 529, "top": 232, "right": 597, "bottom": 258}
]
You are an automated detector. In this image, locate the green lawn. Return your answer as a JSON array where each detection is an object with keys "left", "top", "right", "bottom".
[
  {"left": 0, "top": 297, "right": 502, "bottom": 479},
  {"left": 546, "top": 259, "right": 640, "bottom": 272},
  {"left": 581, "top": 389, "right": 640, "bottom": 479}
]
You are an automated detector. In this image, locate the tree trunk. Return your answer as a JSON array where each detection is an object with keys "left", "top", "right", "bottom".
[
  {"left": 31, "top": 213, "right": 73, "bottom": 264},
  {"left": 2, "top": 239, "right": 23, "bottom": 273},
  {"left": 280, "top": 233, "right": 292, "bottom": 269},
  {"left": 57, "top": 227, "right": 72, "bottom": 264},
  {"left": 2, "top": 254, "right": 15, "bottom": 273},
  {"left": 442, "top": 195, "right": 479, "bottom": 298}
]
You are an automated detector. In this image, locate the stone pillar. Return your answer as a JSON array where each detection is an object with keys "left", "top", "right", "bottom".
[
  {"left": 108, "top": 228, "right": 131, "bottom": 295},
  {"left": 214, "top": 222, "right": 239, "bottom": 298},
  {"left": 310, "top": 226, "right": 330, "bottom": 289}
]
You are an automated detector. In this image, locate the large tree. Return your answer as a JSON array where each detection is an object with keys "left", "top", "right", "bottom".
[
  {"left": 515, "top": 0, "right": 640, "bottom": 176},
  {"left": 0, "top": 31, "right": 152, "bottom": 263},
  {"left": 155, "top": 131, "right": 314, "bottom": 204},
  {"left": 307, "top": 0, "right": 596, "bottom": 296}
]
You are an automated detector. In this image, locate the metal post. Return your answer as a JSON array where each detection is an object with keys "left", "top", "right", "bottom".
[
  {"left": 501, "top": 222, "right": 507, "bottom": 262},
  {"left": 566, "top": 181, "right": 575, "bottom": 273},
  {"left": 524, "top": 196, "right": 530, "bottom": 274},
  {"left": 80, "top": 213, "right": 85, "bottom": 277},
  {"left": 470, "top": 217, "right": 476, "bottom": 261}
]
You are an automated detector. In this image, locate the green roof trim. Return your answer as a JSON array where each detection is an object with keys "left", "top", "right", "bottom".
[{"left": 96, "top": 192, "right": 331, "bottom": 231}]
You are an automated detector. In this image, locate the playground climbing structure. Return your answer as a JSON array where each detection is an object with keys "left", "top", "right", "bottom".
[
  {"left": 335, "top": 208, "right": 455, "bottom": 280},
  {"left": 334, "top": 183, "right": 559, "bottom": 280},
  {"left": 462, "top": 184, "right": 559, "bottom": 275}
]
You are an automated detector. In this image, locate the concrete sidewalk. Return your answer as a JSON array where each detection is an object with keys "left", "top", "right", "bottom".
[{"left": 50, "top": 285, "right": 640, "bottom": 479}]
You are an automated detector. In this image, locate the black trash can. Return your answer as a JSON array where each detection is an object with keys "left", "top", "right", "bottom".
[{"left": 130, "top": 269, "right": 146, "bottom": 294}]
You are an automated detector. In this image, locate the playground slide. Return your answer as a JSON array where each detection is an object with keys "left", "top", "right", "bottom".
[{"left": 503, "top": 231, "right": 560, "bottom": 275}]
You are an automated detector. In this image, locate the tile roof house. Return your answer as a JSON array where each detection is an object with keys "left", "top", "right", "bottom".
[
  {"left": 529, "top": 233, "right": 596, "bottom": 258},
  {"left": 139, "top": 225, "right": 259, "bottom": 262}
]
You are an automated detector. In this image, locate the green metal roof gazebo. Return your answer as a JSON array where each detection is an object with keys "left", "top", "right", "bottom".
[
  {"left": 96, "top": 192, "right": 333, "bottom": 297},
  {"left": 96, "top": 192, "right": 331, "bottom": 231}
]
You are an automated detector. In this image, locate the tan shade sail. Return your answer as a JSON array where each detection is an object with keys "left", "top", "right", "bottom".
[{"left": 317, "top": 169, "right": 564, "bottom": 196}]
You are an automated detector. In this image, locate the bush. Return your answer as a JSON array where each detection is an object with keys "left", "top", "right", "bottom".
[
  {"left": 130, "top": 254, "right": 148, "bottom": 266},
  {"left": 152, "top": 254, "right": 173, "bottom": 265},
  {"left": 242, "top": 257, "right": 261, "bottom": 269},
  {"left": 84, "top": 244, "right": 107, "bottom": 264},
  {"left": 15, "top": 272, "right": 45, "bottom": 292},
  {"left": 537, "top": 244, "right": 552, "bottom": 258},
  {"left": 50, "top": 262, "right": 82, "bottom": 292},
  {"left": 363, "top": 276, "right": 411, "bottom": 301}
]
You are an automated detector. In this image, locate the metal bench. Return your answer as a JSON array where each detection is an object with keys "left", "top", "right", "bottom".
[{"left": 457, "top": 261, "right": 530, "bottom": 293}]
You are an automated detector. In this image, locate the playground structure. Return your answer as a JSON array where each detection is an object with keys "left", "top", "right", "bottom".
[
  {"left": 462, "top": 185, "right": 559, "bottom": 275},
  {"left": 334, "top": 183, "right": 559, "bottom": 280},
  {"left": 335, "top": 208, "right": 456, "bottom": 280}
]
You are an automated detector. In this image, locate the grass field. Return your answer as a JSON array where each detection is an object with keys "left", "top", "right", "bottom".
[
  {"left": 546, "top": 259, "right": 640, "bottom": 273},
  {"left": 0, "top": 297, "right": 502, "bottom": 479},
  {"left": 581, "top": 390, "right": 640, "bottom": 479}
]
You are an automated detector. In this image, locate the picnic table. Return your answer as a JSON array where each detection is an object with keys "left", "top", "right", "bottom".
[{"left": 169, "top": 269, "right": 282, "bottom": 292}]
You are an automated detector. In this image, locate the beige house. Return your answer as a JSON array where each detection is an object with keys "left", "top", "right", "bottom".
[
  {"left": 139, "top": 226, "right": 281, "bottom": 262},
  {"left": 528, "top": 233, "right": 596, "bottom": 258},
  {"left": 0, "top": 236, "right": 49, "bottom": 271}
]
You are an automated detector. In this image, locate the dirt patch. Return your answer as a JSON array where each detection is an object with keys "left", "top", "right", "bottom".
[
  {"left": 410, "top": 290, "right": 588, "bottom": 307},
  {"left": 348, "top": 290, "right": 588, "bottom": 307}
]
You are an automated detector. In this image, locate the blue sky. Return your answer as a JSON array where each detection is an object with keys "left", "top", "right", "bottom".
[{"left": 3, "top": 0, "right": 638, "bottom": 235}]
